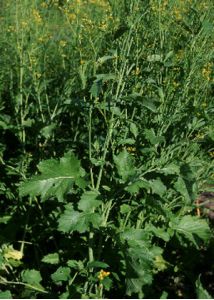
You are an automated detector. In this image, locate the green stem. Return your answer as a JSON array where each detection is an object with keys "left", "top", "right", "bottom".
[{"left": 0, "top": 279, "right": 48, "bottom": 294}]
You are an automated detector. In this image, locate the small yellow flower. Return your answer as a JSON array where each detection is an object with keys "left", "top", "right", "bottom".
[
  {"left": 209, "top": 151, "right": 214, "bottom": 158},
  {"left": 202, "top": 63, "right": 212, "bottom": 81},
  {"left": 59, "top": 40, "right": 67, "bottom": 47},
  {"left": 32, "top": 9, "right": 42, "bottom": 24},
  {"left": 98, "top": 269, "right": 110, "bottom": 281}
]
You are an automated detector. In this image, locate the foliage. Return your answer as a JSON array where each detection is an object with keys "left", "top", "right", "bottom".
[{"left": 0, "top": 0, "right": 214, "bottom": 298}]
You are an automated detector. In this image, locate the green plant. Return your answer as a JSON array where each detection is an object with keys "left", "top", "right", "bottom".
[{"left": 0, "top": 0, "right": 214, "bottom": 298}]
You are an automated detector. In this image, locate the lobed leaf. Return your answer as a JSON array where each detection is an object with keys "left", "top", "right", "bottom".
[{"left": 19, "top": 151, "right": 86, "bottom": 202}]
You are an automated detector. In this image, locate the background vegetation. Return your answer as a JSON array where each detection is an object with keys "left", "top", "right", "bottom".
[{"left": 0, "top": 0, "right": 214, "bottom": 298}]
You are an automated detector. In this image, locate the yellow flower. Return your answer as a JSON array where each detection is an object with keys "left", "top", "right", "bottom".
[
  {"left": 209, "top": 151, "right": 214, "bottom": 158},
  {"left": 32, "top": 9, "right": 42, "bottom": 24},
  {"left": 202, "top": 63, "right": 212, "bottom": 81},
  {"left": 98, "top": 269, "right": 110, "bottom": 281},
  {"left": 59, "top": 40, "right": 67, "bottom": 47}
]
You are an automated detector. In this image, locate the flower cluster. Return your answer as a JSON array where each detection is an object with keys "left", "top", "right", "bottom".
[{"left": 98, "top": 269, "right": 110, "bottom": 281}]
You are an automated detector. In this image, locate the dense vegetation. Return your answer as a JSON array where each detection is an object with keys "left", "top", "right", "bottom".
[{"left": 0, "top": 0, "right": 214, "bottom": 298}]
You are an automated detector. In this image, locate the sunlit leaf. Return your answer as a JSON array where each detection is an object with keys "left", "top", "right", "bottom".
[{"left": 19, "top": 151, "right": 86, "bottom": 202}]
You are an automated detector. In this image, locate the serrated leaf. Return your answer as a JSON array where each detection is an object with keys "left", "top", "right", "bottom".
[
  {"left": 144, "top": 128, "right": 165, "bottom": 145},
  {"left": 125, "top": 179, "right": 150, "bottom": 194},
  {"left": 42, "top": 253, "right": 59, "bottom": 264},
  {"left": 67, "top": 260, "right": 84, "bottom": 270},
  {"left": 113, "top": 150, "right": 136, "bottom": 182},
  {"left": 78, "top": 190, "right": 101, "bottom": 212},
  {"left": 150, "top": 178, "right": 166, "bottom": 196},
  {"left": 51, "top": 267, "right": 70, "bottom": 282},
  {"left": 146, "top": 224, "right": 170, "bottom": 242},
  {"left": 19, "top": 151, "right": 86, "bottom": 202},
  {"left": 171, "top": 215, "right": 211, "bottom": 248},
  {"left": 125, "top": 245, "right": 154, "bottom": 296},
  {"left": 120, "top": 229, "right": 148, "bottom": 242},
  {"left": 21, "top": 269, "right": 42, "bottom": 287},
  {"left": 0, "top": 291, "right": 12, "bottom": 299},
  {"left": 58, "top": 204, "right": 101, "bottom": 233},
  {"left": 195, "top": 277, "right": 212, "bottom": 299},
  {"left": 158, "top": 164, "right": 180, "bottom": 175}
]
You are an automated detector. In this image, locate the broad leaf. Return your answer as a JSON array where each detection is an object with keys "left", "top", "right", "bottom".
[
  {"left": 19, "top": 151, "right": 86, "bottom": 202},
  {"left": 149, "top": 178, "right": 166, "bottom": 197},
  {"left": 67, "top": 260, "right": 84, "bottom": 270},
  {"left": 78, "top": 190, "right": 101, "bottom": 212},
  {"left": 0, "top": 291, "right": 12, "bottom": 299},
  {"left": 125, "top": 179, "right": 150, "bottom": 194},
  {"left": 125, "top": 245, "right": 154, "bottom": 296},
  {"left": 145, "top": 224, "right": 170, "bottom": 242},
  {"left": 170, "top": 215, "right": 211, "bottom": 248},
  {"left": 21, "top": 269, "right": 44, "bottom": 290},
  {"left": 144, "top": 128, "right": 165, "bottom": 145},
  {"left": 174, "top": 177, "right": 191, "bottom": 204},
  {"left": 42, "top": 253, "right": 59, "bottom": 265},
  {"left": 51, "top": 267, "right": 70, "bottom": 282},
  {"left": 58, "top": 204, "right": 101, "bottom": 233},
  {"left": 113, "top": 150, "right": 136, "bottom": 182}
]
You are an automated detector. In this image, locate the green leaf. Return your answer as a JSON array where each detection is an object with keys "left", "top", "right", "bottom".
[
  {"left": 19, "top": 151, "right": 86, "bottom": 202},
  {"left": 113, "top": 150, "right": 136, "bottom": 182},
  {"left": 51, "top": 267, "right": 70, "bottom": 282},
  {"left": 58, "top": 204, "right": 101, "bottom": 233},
  {"left": 97, "top": 55, "right": 115, "bottom": 64},
  {"left": 0, "top": 291, "right": 12, "bottom": 299},
  {"left": 95, "top": 73, "right": 116, "bottom": 81},
  {"left": 144, "top": 128, "right": 165, "bottom": 145},
  {"left": 142, "top": 98, "right": 157, "bottom": 112},
  {"left": 174, "top": 177, "right": 191, "bottom": 203},
  {"left": 195, "top": 277, "right": 212, "bottom": 299},
  {"left": 125, "top": 245, "right": 154, "bottom": 296},
  {"left": 130, "top": 122, "right": 138, "bottom": 138},
  {"left": 120, "top": 229, "right": 148, "bottom": 242},
  {"left": 120, "top": 204, "right": 131, "bottom": 214},
  {"left": 149, "top": 178, "right": 166, "bottom": 196},
  {"left": 0, "top": 215, "right": 12, "bottom": 224},
  {"left": 158, "top": 164, "right": 180, "bottom": 175},
  {"left": 78, "top": 190, "right": 101, "bottom": 212},
  {"left": 87, "top": 261, "right": 109, "bottom": 269},
  {"left": 42, "top": 253, "right": 59, "bottom": 265},
  {"left": 21, "top": 269, "right": 43, "bottom": 289},
  {"left": 125, "top": 179, "right": 150, "bottom": 194},
  {"left": 40, "top": 123, "right": 56, "bottom": 139},
  {"left": 146, "top": 224, "right": 170, "bottom": 242},
  {"left": 170, "top": 215, "right": 211, "bottom": 248},
  {"left": 160, "top": 291, "right": 168, "bottom": 299},
  {"left": 67, "top": 260, "right": 84, "bottom": 270}
]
